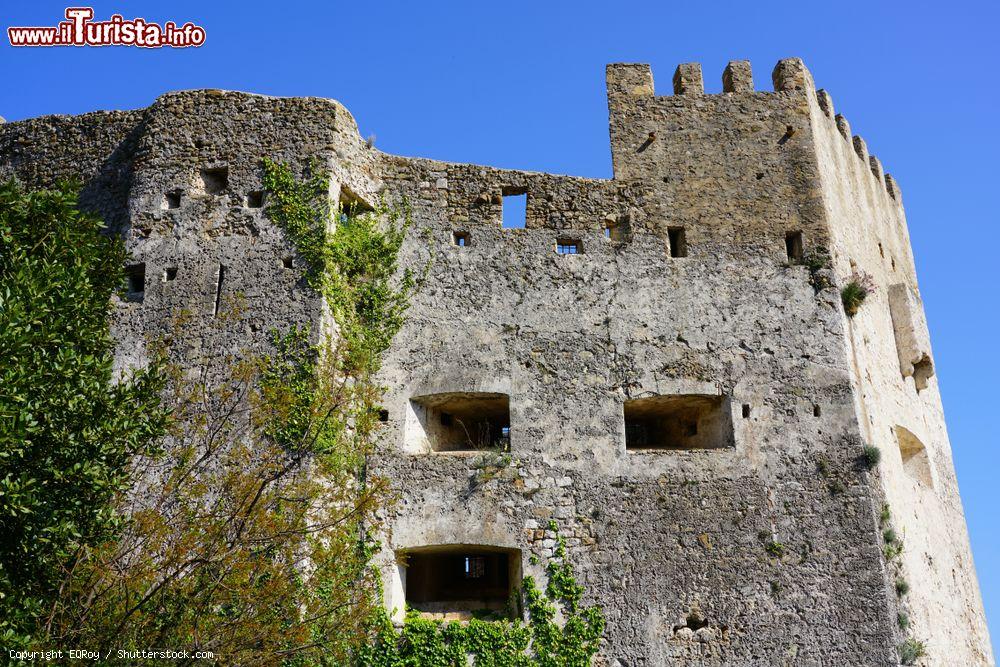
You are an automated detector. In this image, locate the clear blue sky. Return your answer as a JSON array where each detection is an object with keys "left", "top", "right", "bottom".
[{"left": 2, "top": 0, "right": 998, "bottom": 650}]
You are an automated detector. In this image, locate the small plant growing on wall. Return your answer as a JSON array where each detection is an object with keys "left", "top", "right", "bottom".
[
  {"left": 793, "top": 245, "right": 833, "bottom": 291},
  {"left": 861, "top": 445, "right": 882, "bottom": 470},
  {"left": 841, "top": 271, "right": 876, "bottom": 316},
  {"left": 898, "top": 637, "right": 927, "bottom": 665}
]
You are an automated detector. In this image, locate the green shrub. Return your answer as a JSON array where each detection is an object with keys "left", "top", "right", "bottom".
[
  {"left": 862, "top": 445, "right": 882, "bottom": 469},
  {"left": 841, "top": 271, "right": 876, "bottom": 316},
  {"left": 0, "top": 179, "right": 169, "bottom": 647},
  {"left": 899, "top": 637, "right": 927, "bottom": 664},
  {"left": 765, "top": 541, "right": 786, "bottom": 558}
]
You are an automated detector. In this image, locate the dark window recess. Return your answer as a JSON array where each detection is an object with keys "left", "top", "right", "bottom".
[
  {"left": 501, "top": 188, "right": 527, "bottom": 229},
  {"left": 282, "top": 256, "right": 294, "bottom": 269},
  {"left": 200, "top": 166, "right": 228, "bottom": 195},
  {"left": 813, "top": 404, "right": 822, "bottom": 417},
  {"left": 378, "top": 409, "right": 390, "bottom": 423},
  {"left": 246, "top": 190, "right": 264, "bottom": 208},
  {"left": 163, "top": 267, "right": 178, "bottom": 282},
  {"left": 668, "top": 228, "right": 687, "bottom": 258},
  {"left": 742, "top": 404, "right": 751, "bottom": 419},
  {"left": 453, "top": 231, "right": 470, "bottom": 247},
  {"left": 403, "top": 547, "right": 518, "bottom": 620},
  {"left": 164, "top": 190, "right": 181, "bottom": 209},
  {"left": 126, "top": 263, "right": 145, "bottom": 296},
  {"left": 410, "top": 392, "right": 511, "bottom": 452},
  {"left": 624, "top": 394, "right": 734, "bottom": 450},
  {"left": 556, "top": 239, "right": 581, "bottom": 255},
  {"left": 785, "top": 231, "right": 804, "bottom": 263}
]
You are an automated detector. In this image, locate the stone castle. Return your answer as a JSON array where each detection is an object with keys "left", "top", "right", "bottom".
[{"left": 0, "top": 58, "right": 991, "bottom": 665}]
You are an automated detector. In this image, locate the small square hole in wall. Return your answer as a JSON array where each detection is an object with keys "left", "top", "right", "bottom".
[
  {"left": 246, "top": 190, "right": 264, "bottom": 208},
  {"left": 668, "top": 227, "right": 687, "bottom": 258},
  {"left": 126, "top": 263, "right": 145, "bottom": 297},
  {"left": 453, "top": 231, "right": 470, "bottom": 247},
  {"left": 163, "top": 190, "right": 181, "bottom": 209},
  {"left": 282, "top": 256, "right": 294, "bottom": 269},
  {"left": 163, "top": 267, "right": 178, "bottom": 282},
  {"left": 556, "top": 238, "right": 582, "bottom": 255},
  {"left": 200, "top": 166, "right": 228, "bottom": 195},
  {"left": 785, "top": 231, "right": 803, "bottom": 263},
  {"left": 604, "top": 221, "right": 628, "bottom": 241},
  {"left": 501, "top": 188, "right": 527, "bottom": 229},
  {"left": 378, "top": 409, "right": 390, "bottom": 423}
]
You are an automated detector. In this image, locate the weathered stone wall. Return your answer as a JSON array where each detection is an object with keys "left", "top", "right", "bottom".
[
  {"left": 808, "top": 79, "right": 993, "bottom": 665},
  {"left": 0, "top": 58, "right": 989, "bottom": 666}
]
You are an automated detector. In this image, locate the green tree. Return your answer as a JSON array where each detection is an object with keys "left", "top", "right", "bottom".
[
  {"left": 39, "top": 161, "right": 414, "bottom": 664},
  {"left": 0, "top": 179, "right": 168, "bottom": 647}
]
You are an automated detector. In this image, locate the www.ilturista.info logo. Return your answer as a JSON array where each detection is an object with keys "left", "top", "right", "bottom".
[{"left": 8, "top": 7, "right": 205, "bottom": 48}]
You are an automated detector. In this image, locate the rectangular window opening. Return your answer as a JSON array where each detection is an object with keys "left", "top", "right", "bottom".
[
  {"left": 402, "top": 546, "right": 519, "bottom": 621},
  {"left": 668, "top": 227, "right": 687, "bottom": 258},
  {"left": 624, "top": 394, "right": 733, "bottom": 450},
  {"left": 246, "top": 190, "right": 264, "bottom": 208},
  {"left": 501, "top": 189, "right": 527, "bottom": 229},
  {"left": 453, "top": 231, "right": 470, "bottom": 247},
  {"left": 556, "top": 238, "right": 582, "bottom": 255},
  {"left": 163, "top": 267, "right": 178, "bottom": 282},
  {"left": 408, "top": 392, "right": 511, "bottom": 452},
  {"left": 785, "top": 231, "right": 803, "bottom": 263},
  {"left": 126, "top": 263, "right": 145, "bottom": 297}
]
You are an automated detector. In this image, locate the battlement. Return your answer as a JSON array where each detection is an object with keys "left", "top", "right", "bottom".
[{"left": 606, "top": 58, "right": 902, "bottom": 206}]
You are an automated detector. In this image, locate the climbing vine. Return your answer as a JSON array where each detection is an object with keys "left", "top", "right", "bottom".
[
  {"left": 263, "top": 161, "right": 604, "bottom": 665},
  {"left": 357, "top": 523, "right": 605, "bottom": 667}
]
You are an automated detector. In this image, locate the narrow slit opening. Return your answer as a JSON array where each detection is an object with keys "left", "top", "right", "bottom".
[
  {"left": 213, "top": 264, "right": 226, "bottom": 316},
  {"left": 668, "top": 228, "right": 687, "bottom": 258}
]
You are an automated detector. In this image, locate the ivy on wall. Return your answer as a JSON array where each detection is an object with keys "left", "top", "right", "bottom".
[
  {"left": 357, "top": 526, "right": 605, "bottom": 667},
  {"left": 263, "top": 162, "right": 604, "bottom": 665}
]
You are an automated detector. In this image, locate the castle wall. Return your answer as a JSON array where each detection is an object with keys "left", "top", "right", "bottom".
[
  {"left": 0, "top": 58, "right": 989, "bottom": 666},
  {"left": 807, "top": 80, "right": 994, "bottom": 664},
  {"left": 370, "top": 62, "right": 905, "bottom": 664}
]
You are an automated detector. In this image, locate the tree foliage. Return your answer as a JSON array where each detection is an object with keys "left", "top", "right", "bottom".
[
  {"left": 37, "top": 160, "right": 414, "bottom": 664},
  {"left": 0, "top": 179, "right": 169, "bottom": 648}
]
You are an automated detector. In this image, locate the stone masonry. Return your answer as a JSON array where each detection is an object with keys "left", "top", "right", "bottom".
[{"left": 0, "top": 58, "right": 991, "bottom": 666}]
